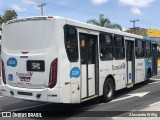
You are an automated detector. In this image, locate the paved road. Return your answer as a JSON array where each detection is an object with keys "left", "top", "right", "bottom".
[{"left": 0, "top": 79, "right": 160, "bottom": 120}]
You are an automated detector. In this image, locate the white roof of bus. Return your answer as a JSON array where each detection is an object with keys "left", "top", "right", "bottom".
[
  {"left": 65, "top": 17, "right": 143, "bottom": 39},
  {"left": 3, "top": 16, "right": 143, "bottom": 39}
]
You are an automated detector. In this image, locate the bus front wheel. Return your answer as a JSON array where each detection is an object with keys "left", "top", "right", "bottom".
[{"left": 102, "top": 78, "right": 115, "bottom": 102}]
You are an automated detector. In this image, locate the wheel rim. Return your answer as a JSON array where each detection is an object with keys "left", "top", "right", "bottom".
[{"left": 106, "top": 82, "right": 113, "bottom": 98}]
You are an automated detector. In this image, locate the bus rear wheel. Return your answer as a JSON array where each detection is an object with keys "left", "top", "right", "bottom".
[
  {"left": 102, "top": 78, "right": 114, "bottom": 102},
  {"left": 145, "top": 70, "right": 151, "bottom": 84}
]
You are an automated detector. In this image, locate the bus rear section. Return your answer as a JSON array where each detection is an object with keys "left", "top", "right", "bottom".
[{"left": 1, "top": 17, "right": 64, "bottom": 103}]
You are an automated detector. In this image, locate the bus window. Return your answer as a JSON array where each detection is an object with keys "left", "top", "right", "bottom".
[
  {"left": 136, "top": 39, "right": 144, "bottom": 58},
  {"left": 64, "top": 25, "right": 78, "bottom": 62},
  {"left": 114, "top": 36, "right": 125, "bottom": 59},
  {"left": 126, "top": 41, "right": 133, "bottom": 61},
  {"left": 99, "top": 33, "right": 113, "bottom": 60},
  {"left": 80, "top": 34, "right": 87, "bottom": 64},
  {"left": 145, "top": 41, "right": 151, "bottom": 57}
]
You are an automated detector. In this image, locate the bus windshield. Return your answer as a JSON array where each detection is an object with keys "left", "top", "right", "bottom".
[{"left": 2, "top": 20, "right": 53, "bottom": 51}]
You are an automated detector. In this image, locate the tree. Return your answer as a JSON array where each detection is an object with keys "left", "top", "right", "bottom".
[
  {"left": 0, "top": 10, "right": 17, "bottom": 25},
  {"left": 87, "top": 14, "right": 122, "bottom": 31}
]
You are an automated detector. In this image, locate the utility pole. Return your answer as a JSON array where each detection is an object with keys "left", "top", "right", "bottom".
[
  {"left": 130, "top": 19, "right": 139, "bottom": 34},
  {"left": 37, "top": 3, "right": 46, "bottom": 16},
  {"left": 130, "top": 19, "right": 139, "bottom": 28}
]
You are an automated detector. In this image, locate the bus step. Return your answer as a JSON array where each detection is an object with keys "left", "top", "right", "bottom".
[{"left": 126, "top": 83, "right": 134, "bottom": 88}]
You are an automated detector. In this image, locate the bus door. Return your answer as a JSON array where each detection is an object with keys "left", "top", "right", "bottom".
[
  {"left": 126, "top": 40, "right": 135, "bottom": 85},
  {"left": 79, "top": 33, "right": 99, "bottom": 99},
  {"left": 152, "top": 43, "right": 158, "bottom": 76}
]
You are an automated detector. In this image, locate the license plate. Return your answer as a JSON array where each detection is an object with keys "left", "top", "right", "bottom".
[
  {"left": 20, "top": 77, "right": 30, "bottom": 83},
  {"left": 27, "top": 60, "right": 45, "bottom": 72}
]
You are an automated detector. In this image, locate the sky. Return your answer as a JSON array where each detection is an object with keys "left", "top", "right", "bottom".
[{"left": 0, "top": 0, "right": 160, "bottom": 30}]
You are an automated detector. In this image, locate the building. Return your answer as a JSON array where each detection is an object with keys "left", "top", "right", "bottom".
[
  {"left": 147, "top": 28, "right": 160, "bottom": 38},
  {"left": 125, "top": 28, "right": 160, "bottom": 38},
  {"left": 125, "top": 27, "right": 147, "bottom": 36}
]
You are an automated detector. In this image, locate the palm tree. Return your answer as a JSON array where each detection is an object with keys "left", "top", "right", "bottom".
[{"left": 87, "top": 14, "right": 122, "bottom": 31}]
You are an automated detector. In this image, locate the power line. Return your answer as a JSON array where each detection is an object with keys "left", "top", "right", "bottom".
[{"left": 45, "top": 2, "right": 160, "bottom": 28}]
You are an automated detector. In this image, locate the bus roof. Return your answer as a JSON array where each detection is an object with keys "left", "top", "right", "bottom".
[
  {"left": 3, "top": 16, "right": 144, "bottom": 39},
  {"left": 65, "top": 17, "right": 143, "bottom": 39},
  {"left": 143, "top": 36, "right": 157, "bottom": 44}
]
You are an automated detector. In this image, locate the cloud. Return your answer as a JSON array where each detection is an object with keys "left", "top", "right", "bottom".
[
  {"left": 119, "top": 0, "right": 154, "bottom": 8},
  {"left": 131, "top": 8, "right": 142, "bottom": 15},
  {"left": 91, "top": 0, "right": 109, "bottom": 5},
  {"left": 11, "top": 5, "right": 26, "bottom": 12},
  {"left": 22, "top": 0, "right": 37, "bottom": 5},
  {"left": 21, "top": 0, "right": 38, "bottom": 12},
  {"left": 118, "top": 0, "right": 155, "bottom": 15}
]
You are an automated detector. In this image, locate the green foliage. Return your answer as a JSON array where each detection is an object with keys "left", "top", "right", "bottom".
[
  {"left": 87, "top": 14, "right": 122, "bottom": 31},
  {"left": 0, "top": 10, "right": 17, "bottom": 25}
]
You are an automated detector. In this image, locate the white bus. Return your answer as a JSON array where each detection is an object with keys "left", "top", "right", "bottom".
[
  {"left": 1, "top": 16, "right": 154, "bottom": 103},
  {"left": 0, "top": 30, "right": 1, "bottom": 40},
  {"left": 0, "top": 29, "right": 1, "bottom": 77}
]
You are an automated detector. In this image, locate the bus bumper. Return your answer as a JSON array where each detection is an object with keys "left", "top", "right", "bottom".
[{"left": 1, "top": 84, "right": 63, "bottom": 103}]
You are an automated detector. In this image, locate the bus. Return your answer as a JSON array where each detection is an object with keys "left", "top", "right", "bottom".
[
  {"left": 143, "top": 37, "right": 158, "bottom": 81},
  {"left": 0, "top": 29, "right": 1, "bottom": 77},
  {"left": 0, "top": 30, "right": 1, "bottom": 40},
  {"left": 1, "top": 16, "right": 158, "bottom": 103},
  {"left": 0, "top": 30, "right": 1, "bottom": 53}
]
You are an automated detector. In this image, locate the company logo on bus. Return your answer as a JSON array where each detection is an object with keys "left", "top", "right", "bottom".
[
  {"left": 16, "top": 72, "right": 33, "bottom": 83},
  {"left": 70, "top": 67, "right": 81, "bottom": 78},
  {"left": 112, "top": 63, "right": 125, "bottom": 70},
  {"left": 7, "top": 57, "right": 17, "bottom": 67}
]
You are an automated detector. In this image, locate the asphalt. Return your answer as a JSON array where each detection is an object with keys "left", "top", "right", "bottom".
[
  {"left": 0, "top": 69, "right": 160, "bottom": 120},
  {"left": 152, "top": 68, "right": 160, "bottom": 79}
]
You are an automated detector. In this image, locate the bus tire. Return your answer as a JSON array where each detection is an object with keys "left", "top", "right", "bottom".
[
  {"left": 145, "top": 70, "right": 151, "bottom": 84},
  {"left": 102, "top": 78, "right": 114, "bottom": 102}
]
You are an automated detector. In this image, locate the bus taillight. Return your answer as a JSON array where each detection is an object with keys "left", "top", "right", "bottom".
[
  {"left": 2, "top": 60, "right": 6, "bottom": 84},
  {"left": 49, "top": 58, "right": 58, "bottom": 88},
  {"left": 48, "top": 16, "right": 53, "bottom": 18}
]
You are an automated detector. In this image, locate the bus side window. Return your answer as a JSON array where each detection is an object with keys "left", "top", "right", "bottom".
[
  {"left": 136, "top": 39, "right": 144, "bottom": 58},
  {"left": 99, "top": 33, "right": 113, "bottom": 61},
  {"left": 64, "top": 25, "right": 78, "bottom": 62},
  {"left": 114, "top": 36, "right": 125, "bottom": 60},
  {"left": 145, "top": 41, "right": 151, "bottom": 57}
]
